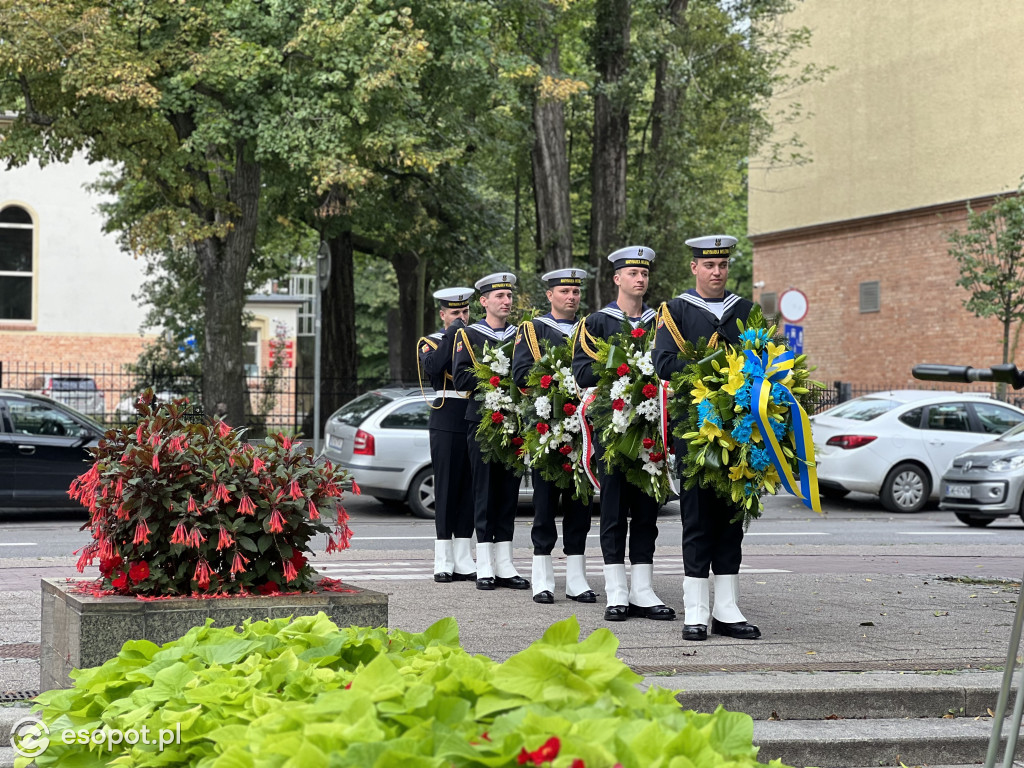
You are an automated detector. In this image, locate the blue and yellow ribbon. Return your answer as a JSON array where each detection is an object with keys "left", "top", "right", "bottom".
[{"left": 743, "top": 347, "right": 821, "bottom": 513}]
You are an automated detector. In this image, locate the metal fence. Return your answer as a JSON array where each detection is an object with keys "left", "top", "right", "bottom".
[{"left": 0, "top": 361, "right": 404, "bottom": 437}]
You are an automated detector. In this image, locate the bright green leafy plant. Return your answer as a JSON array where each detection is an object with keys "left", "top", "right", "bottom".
[
  {"left": 71, "top": 392, "right": 352, "bottom": 596},
  {"left": 20, "top": 614, "right": 792, "bottom": 768}
]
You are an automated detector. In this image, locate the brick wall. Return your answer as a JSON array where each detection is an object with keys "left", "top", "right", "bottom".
[
  {"left": 751, "top": 199, "right": 1010, "bottom": 387},
  {"left": 0, "top": 332, "right": 153, "bottom": 372}
]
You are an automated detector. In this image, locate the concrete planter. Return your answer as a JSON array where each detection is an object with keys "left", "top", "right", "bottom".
[{"left": 40, "top": 577, "right": 388, "bottom": 691}]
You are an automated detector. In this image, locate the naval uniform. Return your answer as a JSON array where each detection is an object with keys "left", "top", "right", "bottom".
[
  {"left": 572, "top": 303, "right": 661, "bottom": 566},
  {"left": 418, "top": 326, "right": 475, "bottom": 569},
  {"left": 512, "top": 314, "right": 592, "bottom": 560},
  {"left": 452, "top": 321, "right": 523, "bottom": 559},
  {"left": 653, "top": 289, "right": 755, "bottom": 579}
]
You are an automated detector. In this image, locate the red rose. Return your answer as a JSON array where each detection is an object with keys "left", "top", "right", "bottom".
[
  {"left": 559, "top": 445, "right": 572, "bottom": 455},
  {"left": 128, "top": 561, "right": 150, "bottom": 583},
  {"left": 491, "top": 412, "right": 505, "bottom": 424},
  {"left": 612, "top": 399, "right": 625, "bottom": 412},
  {"left": 649, "top": 452, "right": 664, "bottom": 463},
  {"left": 631, "top": 328, "right": 646, "bottom": 338},
  {"left": 562, "top": 402, "right": 577, "bottom": 416},
  {"left": 562, "top": 463, "right": 573, "bottom": 472},
  {"left": 540, "top": 375, "right": 553, "bottom": 389},
  {"left": 537, "top": 422, "right": 549, "bottom": 434},
  {"left": 489, "top": 376, "right": 501, "bottom": 386},
  {"left": 642, "top": 383, "right": 658, "bottom": 399},
  {"left": 616, "top": 364, "right": 630, "bottom": 376},
  {"left": 111, "top": 571, "right": 129, "bottom": 591},
  {"left": 100, "top": 554, "right": 123, "bottom": 577},
  {"left": 512, "top": 436, "right": 524, "bottom": 446},
  {"left": 642, "top": 437, "right": 655, "bottom": 449}
]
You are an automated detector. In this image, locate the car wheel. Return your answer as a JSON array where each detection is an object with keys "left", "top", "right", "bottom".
[
  {"left": 820, "top": 487, "right": 850, "bottom": 500},
  {"left": 955, "top": 512, "right": 995, "bottom": 528},
  {"left": 407, "top": 467, "right": 436, "bottom": 520},
  {"left": 880, "top": 462, "right": 930, "bottom": 513}
]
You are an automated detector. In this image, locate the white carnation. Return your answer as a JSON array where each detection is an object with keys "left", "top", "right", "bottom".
[
  {"left": 491, "top": 349, "right": 511, "bottom": 376},
  {"left": 535, "top": 396, "right": 552, "bottom": 419},
  {"left": 637, "top": 353, "right": 655, "bottom": 377},
  {"left": 610, "top": 375, "right": 631, "bottom": 400}
]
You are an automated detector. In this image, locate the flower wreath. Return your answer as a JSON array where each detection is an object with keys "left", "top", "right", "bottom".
[
  {"left": 667, "top": 307, "right": 823, "bottom": 525},
  {"left": 581, "top": 324, "right": 672, "bottom": 503},
  {"left": 521, "top": 339, "right": 593, "bottom": 504},
  {"left": 473, "top": 339, "right": 526, "bottom": 472}
]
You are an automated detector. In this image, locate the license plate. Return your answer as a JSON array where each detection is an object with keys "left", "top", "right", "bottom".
[
  {"left": 945, "top": 484, "right": 972, "bottom": 499},
  {"left": 327, "top": 434, "right": 343, "bottom": 451}
]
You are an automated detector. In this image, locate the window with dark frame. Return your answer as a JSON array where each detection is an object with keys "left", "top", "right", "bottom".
[
  {"left": 859, "top": 281, "right": 881, "bottom": 313},
  {"left": 0, "top": 205, "right": 33, "bottom": 321}
]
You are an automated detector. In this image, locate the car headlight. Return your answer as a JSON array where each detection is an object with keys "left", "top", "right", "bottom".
[{"left": 988, "top": 455, "right": 1024, "bottom": 472}]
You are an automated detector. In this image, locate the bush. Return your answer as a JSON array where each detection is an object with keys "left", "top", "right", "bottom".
[
  {"left": 71, "top": 392, "right": 352, "bottom": 596},
  {"left": 20, "top": 615, "right": 792, "bottom": 768}
]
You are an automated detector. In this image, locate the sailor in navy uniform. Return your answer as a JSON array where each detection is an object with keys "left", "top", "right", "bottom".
[
  {"left": 572, "top": 246, "right": 675, "bottom": 623},
  {"left": 652, "top": 234, "right": 760, "bottom": 642},
  {"left": 417, "top": 287, "right": 477, "bottom": 583},
  {"left": 511, "top": 268, "right": 596, "bottom": 605},
  {"left": 452, "top": 272, "right": 529, "bottom": 591}
]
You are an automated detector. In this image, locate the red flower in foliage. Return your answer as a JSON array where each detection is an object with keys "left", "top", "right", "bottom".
[
  {"left": 491, "top": 412, "right": 505, "bottom": 424},
  {"left": 571, "top": 761, "right": 585, "bottom": 768},
  {"left": 112, "top": 571, "right": 129, "bottom": 591},
  {"left": 511, "top": 436, "right": 524, "bottom": 447},
  {"left": 151, "top": 453, "right": 160, "bottom": 472},
  {"left": 308, "top": 499, "right": 320, "bottom": 520},
  {"left": 133, "top": 519, "right": 150, "bottom": 545},
  {"left": 631, "top": 328, "right": 646, "bottom": 338},
  {"left": 128, "top": 561, "right": 150, "bottom": 583},
  {"left": 642, "top": 383, "right": 658, "bottom": 399},
  {"left": 289, "top": 480, "right": 302, "bottom": 500},
  {"left": 559, "top": 445, "right": 572, "bottom": 455},
  {"left": 217, "top": 421, "right": 231, "bottom": 438},
  {"left": 518, "top": 736, "right": 561, "bottom": 766},
  {"left": 562, "top": 402, "right": 577, "bottom": 416},
  {"left": 237, "top": 495, "right": 256, "bottom": 516},
  {"left": 612, "top": 399, "right": 625, "bottom": 412},
  {"left": 536, "top": 422, "right": 549, "bottom": 435},
  {"left": 282, "top": 559, "right": 298, "bottom": 583},
  {"left": 540, "top": 375, "right": 553, "bottom": 389},
  {"left": 252, "top": 456, "right": 266, "bottom": 474},
  {"left": 257, "top": 581, "right": 279, "bottom": 595},
  {"left": 489, "top": 376, "right": 501, "bottom": 386},
  {"left": 99, "top": 555, "right": 123, "bottom": 577},
  {"left": 562, "top": 463, "right": 572, "bottom": 473},
  {"left": 231, "top": 552, "right": 249, "bottom": 575},
  {"left": 187, "top": 496, "right": 199, "bottom": 514},
  {"left": 268, "top": 508, "right": 286, "bottom": 534},
  {"left": 616, "top": 364, "right": 630, "bottom": 376},
  {"left": 170, "top": 522, "right": 188, "bottom": 545},
  {"left": 642, "top": 437, "right": 655, "bottom": 449},
  {"left": 217, "top": 526, "right": 235, "bottom": 551},
  {"left": 193, "top": 559, "right": 212, "bottom": 590}
]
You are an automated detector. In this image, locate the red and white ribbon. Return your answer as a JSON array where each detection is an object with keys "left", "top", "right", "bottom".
[
  {"left": 659, "top": 381, "right": 679, "bottom": 496},
  {"left": 578, "top": 387, "right": 601, "bottom": 492}
]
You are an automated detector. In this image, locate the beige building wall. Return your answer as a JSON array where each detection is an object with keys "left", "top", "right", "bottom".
[{"left": 749, "top": 1, "right": 1024, "bottom": 235}]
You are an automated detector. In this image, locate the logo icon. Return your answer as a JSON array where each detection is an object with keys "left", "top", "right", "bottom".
[
  {"left": 637, "top": 248, "right": 644, "bottom": 258},
  {"left": 11, "top": 717, "right": 50, "bottom": 758},
  {"left": 715, "top": 238, "right": 722, "bottom": 247},
  {"left": 963, "top": 460, "right": 973, "bottom": 472},
  {"left": 571, "top": 269, "right": 577, "bottom": 278},
  {"left": 502, "top": 274, "right": 508, "bottom": 281}
]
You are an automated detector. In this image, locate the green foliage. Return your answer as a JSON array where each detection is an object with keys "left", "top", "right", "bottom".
[
  {"left": 20, "top": 614, "right": 790, "bottom": 768},
  {"left": 70, "top": 394, "right": 352, "bottom": 596},
  {"left": 948, "top": 190, "right": 1024, "bottom": 366}
]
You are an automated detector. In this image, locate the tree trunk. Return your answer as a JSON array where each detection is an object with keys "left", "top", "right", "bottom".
[
  {"left": 321, "top": 229, "right": 358, "bottom": 422},
  {"left": 650, "top": 0, "right": 688, "bottom": 154},
  {"left": 532, "top": 40, "right": 573, "bottom": 274},
  {"left": 197, "top": 145, "right": 260, "bottom": 428},
  {"left": 390, "top": 252, "right": 422, "bottom": 383},
  {"left": 588, "top": 0, "right": 632, "bottom": 307}
]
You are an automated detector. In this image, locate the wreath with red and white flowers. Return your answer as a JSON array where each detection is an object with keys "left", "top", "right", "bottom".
[{"left": 473, "top": 340, "right": 527, "bottom": 472}]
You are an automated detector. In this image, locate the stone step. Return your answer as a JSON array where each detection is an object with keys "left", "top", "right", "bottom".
[
  {"left": 662, "top": 669, "right": 1015, "bottom": 720},
  {"left": 753, "top": 716, "right": 1022, "bottom": 768}
]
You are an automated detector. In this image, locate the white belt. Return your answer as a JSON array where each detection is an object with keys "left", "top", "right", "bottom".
[{"left": 440, "top": 390, "right": 472, "bottom": 399}]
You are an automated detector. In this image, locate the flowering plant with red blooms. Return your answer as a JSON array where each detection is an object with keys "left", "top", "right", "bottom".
[
  {"left": 522, "top": 341, "right": 592, "bottom": 503},
  {"left": 583, "top": 322, "right": 672, "bottom": 502},
  {"left": 473, "top": 340, "right": 526, "bottom": 473},
  {"left": 70, "top": 392, "right": 352, "bottom": 596}
]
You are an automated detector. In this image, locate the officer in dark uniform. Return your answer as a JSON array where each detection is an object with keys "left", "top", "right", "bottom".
[
  {"left": 572, "top": 246, "right": 675, "bottom": 622},
  {"left": 417, "top": 287, "right": 477, "bottom": 583},
  {"left": 652, "top": 234, "right": 760, "bottom": 641},
  {"left": 511, "top": 268, "right": 596, "bottom": 605},
  {"left": 452, "top": 272, "right": 529, "bottom": 591}
]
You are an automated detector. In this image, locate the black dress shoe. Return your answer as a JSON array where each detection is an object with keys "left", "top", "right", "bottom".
[
  {"left": 711, "top": 618, "right": 761, "bottom": 639},
  {"left": 494, "top": 575, "right": 530, "bottom": 590},
  {"left": 566, "top": 590, "right": 597, "bottom": 603},
  {"left": 604, "top": 605, "right": 629, "bottom": 622},
  {"left": 626, "top": 603, "right": 677, "bottom": 621},
  {"left": 433, "top": 572, "right": 453, "bottom": 583},
  {"left": 452, "top": 572, "right": 477, "bottom": 582},
  {"left": 533, "top": 591, "right": 554, "bottom": 604},
  {"left": 682, "top": 624, "right": 708, "bottom": 641},
  {"left": 476, "top": 577, "right": 496, "bottom": 590}
]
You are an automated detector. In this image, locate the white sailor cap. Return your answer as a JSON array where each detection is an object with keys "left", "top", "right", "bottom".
[
  {"left": 433, "top": 287, "right": 474, "bottom": 309},
  {"left": 474, "top": 272, "right": 517, "bottom": 294},
  {"left": 685, "top": 235, "right": 737, "bottom": 259},
  {"left": 607, "top": 245, "right": 655, "bottom": 270},
  {"left": 541, "top": 267, "right": 588, "bottom": 287}
]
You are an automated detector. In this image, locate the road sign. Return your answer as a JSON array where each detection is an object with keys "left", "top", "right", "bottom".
[
  {"left": 779, "top": 289, "right": 808, "bottom": 323},
  {"left": 784, "top": 324, "right": 803, "bottom": 354}
]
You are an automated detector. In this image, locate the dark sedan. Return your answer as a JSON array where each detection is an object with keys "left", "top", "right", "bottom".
[{"left": 0, "top": 390, "right": 104, "bottom": 510}]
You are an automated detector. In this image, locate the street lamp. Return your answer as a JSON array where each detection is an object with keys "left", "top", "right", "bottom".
[{"left": 313, "top": 240, "right": 331, "bottom": 455}]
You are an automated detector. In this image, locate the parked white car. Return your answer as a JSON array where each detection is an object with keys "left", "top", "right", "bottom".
[{"left": 811, "top": 390, "right": 1024, "bottom": 512}]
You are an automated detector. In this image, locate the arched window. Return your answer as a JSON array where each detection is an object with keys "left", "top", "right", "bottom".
[{"left": 0, "top": 205, "right": 33, "bottom": 321}]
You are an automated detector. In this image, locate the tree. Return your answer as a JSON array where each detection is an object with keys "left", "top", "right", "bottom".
[
  {"left": 948, "top": 191, "right": 1024, "bottom": 374},
  {"left": 0, "top": 0, "right": 431, "bottom": 424}
]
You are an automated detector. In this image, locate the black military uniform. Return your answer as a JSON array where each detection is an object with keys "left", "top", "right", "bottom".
[
  {"left": 511, "top": 268, "right": 595, "bottom": 605},
  {"left": 652, "top": 234, "right": 760, "bottom": 641},
  {"left": 572, "top": 246, "right": 675, "bottom": 622},
  {"left": 417, "top": 287, "right": 477, "bottom": 583},
  {"left": 451, "top": 271, "right": 528, "bottom": 591}
]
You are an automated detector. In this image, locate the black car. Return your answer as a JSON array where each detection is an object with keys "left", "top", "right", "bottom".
[{"left": 0, "top": 390, "right": 104, "bottom": 510}]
